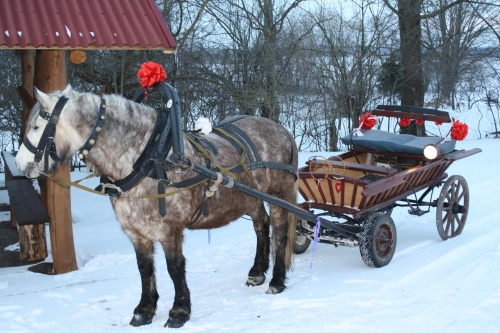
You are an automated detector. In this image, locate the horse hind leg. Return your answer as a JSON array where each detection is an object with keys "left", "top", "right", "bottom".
[
  {"left": 267, "top": 204, "right": 297, "bottom": 295},
  {"left": 246, "top": 202, "right": 271, "bottom": 287},
  {"left": 128, "top": 236, "right": 159, "bottom": 327}
]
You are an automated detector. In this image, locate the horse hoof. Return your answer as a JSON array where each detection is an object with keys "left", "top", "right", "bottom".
[
  {"left": 246, "top": 275, "right": 266, "bottom": 286},
  {"left": 266, "top": 285, "right": 285, "bottom": 294},
  {"left": 130, "top": 313, "right": 154, "bottom": 327},
  {"left": 164, "top": 313, "right": 190, "bottom": 328}
]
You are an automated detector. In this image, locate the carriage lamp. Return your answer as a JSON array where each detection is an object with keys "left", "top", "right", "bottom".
[{"left": 423, "top": 144, "right": 440, "bottom": 160}]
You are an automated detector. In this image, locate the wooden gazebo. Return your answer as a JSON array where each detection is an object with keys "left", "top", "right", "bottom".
[{"left": 0, "top": 0, "right": 177, "bottom": 274}]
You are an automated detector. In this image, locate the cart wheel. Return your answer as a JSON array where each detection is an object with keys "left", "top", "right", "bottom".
[
  {"left": 436, "top": 175, "right": 469, "bottom": 240},
  {"left": 294, "top": 218, "right": 311, "bottom": 254},
  {"left": 359, "top": 212, "right": 397, "bottom": 268}
]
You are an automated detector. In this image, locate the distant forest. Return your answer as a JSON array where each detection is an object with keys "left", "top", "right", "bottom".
[{"left": 1, "top": 0, "right": 500, "bottom": 153}]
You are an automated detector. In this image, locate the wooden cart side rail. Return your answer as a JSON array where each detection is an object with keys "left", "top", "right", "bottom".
[
  {"left": 442, "top": 148, "right": 482, "bottom": 162},
  {"left": 299, "top": 201, "right": 361, "bottom": 216},
  {"left": 361, "top": 154, "right": 452, "bottom": 198},
  {"left": 304, "top": 159, "right": 397, "bottom": 176},
  {"left": 352, "top": 173, "right": 449, "bottom": 219}
]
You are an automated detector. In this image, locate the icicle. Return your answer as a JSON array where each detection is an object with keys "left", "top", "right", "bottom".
[
  {"left": 310, "top": 217, "right": 321, "bottom": 269},
  {"left": 208, "top": 230, "right": 211, "bottom": 244}
]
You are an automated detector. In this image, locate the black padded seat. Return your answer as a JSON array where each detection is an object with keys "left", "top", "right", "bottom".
[{"left": 341, "top": 130, "right": 456, "bottom": 156}]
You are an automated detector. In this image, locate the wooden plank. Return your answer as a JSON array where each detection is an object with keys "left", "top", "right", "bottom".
[
  {"left": 2, "top": 151, "right": 25, "bottom": 179},
  {"left": 5, "top": 179, "right": 49, "bottom": 226}
]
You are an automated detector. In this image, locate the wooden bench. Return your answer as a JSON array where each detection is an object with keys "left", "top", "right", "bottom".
[{"left": 2, "top": 151, "right": 49, "bottom": 262}]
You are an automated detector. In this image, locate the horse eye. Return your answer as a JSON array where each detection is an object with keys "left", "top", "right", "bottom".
[{"left": 34, "top": 126, "right": 39, "bottom": 130}]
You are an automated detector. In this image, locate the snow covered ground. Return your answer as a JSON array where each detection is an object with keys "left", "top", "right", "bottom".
[{"left": 0, "top": 139, "right": 499, "bottom": 333}]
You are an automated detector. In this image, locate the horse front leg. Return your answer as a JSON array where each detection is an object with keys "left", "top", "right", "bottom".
[
  {"left": 128, "top": 237, "right": 159, "bottom": 327},
  {"left": 160, "top": 235, "right": 191, "bottom": 328},
  {"left": 246, "top": 202, "right": 270, "bottom": 287}
]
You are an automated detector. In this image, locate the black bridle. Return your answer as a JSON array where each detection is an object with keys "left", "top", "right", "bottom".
[
  {"left": 23, "top": 96, "right": 68, "bottom": 172},
  {"left": 23, "top": 95, "right": 107, "bottom": 173}
]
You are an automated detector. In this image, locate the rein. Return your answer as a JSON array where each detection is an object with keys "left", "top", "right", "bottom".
[{"left": 36, "top": 166, "right": 207, "bottom": 199}]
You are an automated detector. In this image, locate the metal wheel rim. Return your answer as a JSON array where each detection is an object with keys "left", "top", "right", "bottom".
[
  {"left": 436, "top": 175, "right": 469, "bottom": 240},
  {"left": 295, "top": 235, "right": 309, "bottom": 246},
  {"left": 374, "top": 223, "right": 394, "bottom": 259}
]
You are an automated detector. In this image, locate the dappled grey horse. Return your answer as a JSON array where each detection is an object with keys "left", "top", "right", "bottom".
[{"left": 15, "top": 85, "right": 298, "bottom": 328}]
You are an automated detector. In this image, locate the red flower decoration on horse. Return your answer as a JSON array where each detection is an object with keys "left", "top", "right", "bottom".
[
  {"left": 137, "top": 61, "right": 167, "bottom": 89},
  {"left": 359, "top": 112, "right": 376, "bottom": 130},
  {"left": 399, "top": 118, "right": 411, "bottom": 127},
  {"left": 450, "top": 120, "right": 468, "bottom": 141},
  {"left": 416, "top": 119, "right": 424, "bottom": 125}
]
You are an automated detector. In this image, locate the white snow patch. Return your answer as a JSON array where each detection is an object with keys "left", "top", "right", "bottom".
[
  {"left": 17, "top": 31, "right": 22, "bottom": 37},
  {"left": 55, "top": 32, "right": 59, "bottom": 37},
  {"left": 89, "top": 31, "right": 94, "bottom": 37},
  {"left": 4, "top": 30, "right": 10, "bottom": 37},
  {"left": 65, "top": 25, "right": 72, "bottom": 38},
  {"left": 4, "top": 243, "right": 19, "bottom": 251},
  {"left": 79, "top": 32, "right": 83, "bottom": 37}
]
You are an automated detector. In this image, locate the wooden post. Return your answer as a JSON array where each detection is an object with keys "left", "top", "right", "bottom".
[
  {"left": 18, "top": 50, "right": 35, "bottom": 136},
  {"left": 33, "top": 50, "right": 77, "bottom": 274}
]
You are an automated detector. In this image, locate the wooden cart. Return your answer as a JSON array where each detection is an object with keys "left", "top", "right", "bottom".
[
  {"left": 139, "top": 84, "right": 481, "bottom": 269},
  {"left": 294, "top": 105, "right": 481, "bottom": 267}
]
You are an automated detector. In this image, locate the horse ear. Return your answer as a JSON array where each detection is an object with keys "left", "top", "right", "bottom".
[
  {"left": 62, "top": 84, "right": 72, "bottom": 95},
  {"left": 34, "top": 87, "right": 55, "bottom": 111}
]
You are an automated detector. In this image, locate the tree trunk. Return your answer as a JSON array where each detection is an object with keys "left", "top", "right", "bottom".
[
  {"left": 398, "top": 0, "right": 425, "bottom": 135},
  {"left": 259, "top": 0, "right": 280, "bottom": 122},
  {"left": 33, "top": 50, "right": 77, "bottom": 274}
]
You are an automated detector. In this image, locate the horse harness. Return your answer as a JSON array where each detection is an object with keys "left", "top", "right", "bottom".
[{"left": 26, "top": 95, "right": 297, "bottom": 220}]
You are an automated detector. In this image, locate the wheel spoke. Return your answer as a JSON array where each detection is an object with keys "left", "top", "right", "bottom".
[
  {"left": 456, "top": 190, "right": 465, "bottom": 203},
  {"left": 444, "top": 213, "right": 452, "bottom": 235},
  {"left": 455, "top": 182, "right": 461, "bottom": 199},
  {"left": 451, "top": 183, "right": 456, "bottom": 200},
  {"left": 442, "top": 210, "right": 450, "bottom": 224}
]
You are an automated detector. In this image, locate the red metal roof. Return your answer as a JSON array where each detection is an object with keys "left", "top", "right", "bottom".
[{"left": 0, "top": 0, "right": 177, "bottom": 53}]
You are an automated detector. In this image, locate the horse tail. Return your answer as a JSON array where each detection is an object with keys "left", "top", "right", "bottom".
[{"left": 284, "top": 178, "right": 298, "bottom": 271}]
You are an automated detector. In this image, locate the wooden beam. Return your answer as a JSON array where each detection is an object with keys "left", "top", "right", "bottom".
[
  {"left": 33, "top": 50, "right": 77, "bottom": 274},
  {"left": 18, "top": 50, "right": 35, "bottom": 139}
]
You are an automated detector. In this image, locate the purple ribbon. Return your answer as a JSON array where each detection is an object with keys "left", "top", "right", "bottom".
[{"left": 310, "top": 216, "right": 321, "bottom": 269}]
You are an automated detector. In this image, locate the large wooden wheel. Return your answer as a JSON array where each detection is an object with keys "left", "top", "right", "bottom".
[{"left": 436, "top": 175, "right": 469, "bottom": 240}]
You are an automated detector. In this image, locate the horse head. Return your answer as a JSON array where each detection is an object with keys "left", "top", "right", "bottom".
[{"left": 15, "top": 85, "right": 88, "bottom": 178}]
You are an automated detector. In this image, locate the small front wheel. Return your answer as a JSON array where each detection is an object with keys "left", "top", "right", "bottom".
[
  {"left": 294, "top": 218, "right": 311, "bottom": 254},
  {"left": 359, "top": 213, "right": 397, "bottom": 268}
]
